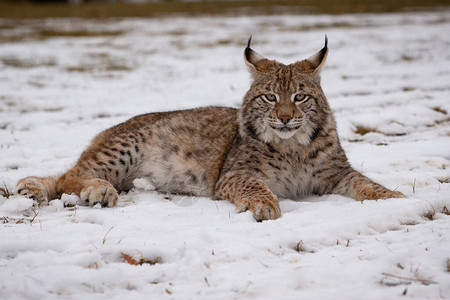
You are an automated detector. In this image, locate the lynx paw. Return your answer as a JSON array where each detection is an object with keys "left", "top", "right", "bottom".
[
  {"left": 386, "top": 190, "right": 406, "bottom": 199},
  {"left": 14, "top": 177, "right": 49, "bottom": 206},
  {"left": 235, "top": 196, "right": 281, "bottom": 221},
  {"left": 359, "top": 185, "right": 406, "bottom": 200},
  {"left": 80, "top": 179, "right": 118, "bottom": 207}
]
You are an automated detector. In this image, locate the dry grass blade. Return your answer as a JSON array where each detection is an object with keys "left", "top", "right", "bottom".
[
  {"left": 381, "top": 272, "right": 438, "bottom": 285},
  {"left": 102, "top": 226, "right": 115, "bottom": 245},
  {"left": 421, "top": 201, "right": 436, "bottom": 221},
  {"left": 30, "top": 209, "right": 39, "bottom": 224},
  {"left": 442, "top": 206, "right": 450, "bottom": 216},
  {"left": 1, "top": 181, "right": 12, "bottom": 198}
]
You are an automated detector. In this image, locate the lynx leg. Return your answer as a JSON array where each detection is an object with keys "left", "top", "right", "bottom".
[
  {"left": 14, "top": 175, "right": 60, "bottom": 206},
  {"left": 57, "top": 169, "right": 118, "bottom": 207},
  {"left": 333, "top": 170, "right": 405, "bottom": 201},
  {"left": 215, "top": 172, "right": 281, "bottom": 221}
]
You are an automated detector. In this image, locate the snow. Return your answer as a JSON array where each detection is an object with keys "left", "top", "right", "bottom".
[{"left": 1, "top": 11, "right": 450, "bottom": 299}]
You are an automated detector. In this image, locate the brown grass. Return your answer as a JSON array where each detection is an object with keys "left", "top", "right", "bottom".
[
  {"left": 421, "top": 205, "right": 450, "bottom": 220},
  {"left": 353, "top": 125, "right": 407, "bottom": 137},
  {"left": 422, "top": 210, "right": 435, "bottom": 221},
  {"left": 38, "top": 29, "right": 124, "bottom": 38},
  {"left": 402, "top": 87, "right": 415, "bottom": 92},
  {"left": 354, "top": 126, "right": 379, "bottom": 136},
  {"left": 0, "top": 182, "right": 11, "bottom": 198},
  {"left": 1, "top": 57, "right": 56, "bottom": 68},
  {"left": 0, "top": 28, "right": 124, "bottom": 44},
  {"left": 279, "top": 21, "right": 359, "bottom": 33},
  {"left": 0, "top": 0, "right": 448, "bottom": 19},
  {"left": 121, "top": 252, "right": 162, "bottom": 266},
  {"left": 432, "top": 106, "right": 448, "bottom": 115},
  {"left": 66, "top": 63, "right": 133, "bottom": 73},
  {"left": 0, "top": 35, "right": 28, "bottom": 43},
  {"left": 2, "top": 209, "right": 39, "bottom": 225},
  {"left": 66, "top": 54, "right": 134, "bottom": 73}
]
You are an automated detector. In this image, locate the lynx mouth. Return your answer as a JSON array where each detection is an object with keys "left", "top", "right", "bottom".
[
  {"left": 269, "top": 125, "right": 301, "bottom": 139},
  {"left": 269, "top": 125, "right": 301, "bottom": 132}
]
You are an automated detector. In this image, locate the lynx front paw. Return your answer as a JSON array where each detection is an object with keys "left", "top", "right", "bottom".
[
  {"left": 386, "top": 190, "right": 406, "bottom": 199},
  {"left": 14, "top": 177, "right": 49, "bottom": 206},
  {"left": 358, "top": 185, "right": 406, "bottom": 200},
  {"left": 235, "top": 196, "right": 281, "bottom": 221},
  {"left": 80, "top": 179, "right": 118, "bottom": 207}
]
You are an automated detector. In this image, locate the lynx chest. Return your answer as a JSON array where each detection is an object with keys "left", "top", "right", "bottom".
[{"left": 262, "top": 152, "right": 318, "bottom": 199}]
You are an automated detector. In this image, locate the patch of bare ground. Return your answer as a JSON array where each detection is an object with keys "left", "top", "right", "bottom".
[{"left": 353, "top": 125, "right": 407, "bottom": 137}]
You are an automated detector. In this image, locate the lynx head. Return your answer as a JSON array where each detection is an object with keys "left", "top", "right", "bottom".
[{"left": 239, "top": 36, "right": 335, "bottom": 146}]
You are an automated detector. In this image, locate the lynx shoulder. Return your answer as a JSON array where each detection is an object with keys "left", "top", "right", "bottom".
[{"left": 15, "top": 37, "right": 404, "bottom": 221}]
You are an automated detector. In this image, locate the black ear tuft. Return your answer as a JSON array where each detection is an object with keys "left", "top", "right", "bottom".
[
  {"left": 244, "top": 35, "right": 255, "bottom": 64},
  {"left": 247, "top": 35, "right": 253, "bottom": 49}
]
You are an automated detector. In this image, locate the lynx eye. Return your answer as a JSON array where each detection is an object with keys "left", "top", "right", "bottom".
[
  {"left": 293, "top": 94, "right": 310, "bottom": 103},
  {"left": 263, "top": 94, "right": 277, "bottom": 103}
]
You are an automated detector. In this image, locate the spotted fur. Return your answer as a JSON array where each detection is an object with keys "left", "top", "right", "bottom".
[{"left": 14, "top": 37, "right": 404, "bottom": 221}]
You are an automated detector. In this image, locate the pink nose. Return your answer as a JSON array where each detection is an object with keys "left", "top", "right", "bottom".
[{"left": 279, "top": 115, "right": 292, "bottom": 125}]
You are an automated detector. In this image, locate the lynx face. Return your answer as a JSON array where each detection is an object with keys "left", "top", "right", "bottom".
[
  {"left": 265, "top": 92, "right": 312, "bottom": 140},
  {"left": 239, "top": 37, "right": 332, "bottom": 146}
]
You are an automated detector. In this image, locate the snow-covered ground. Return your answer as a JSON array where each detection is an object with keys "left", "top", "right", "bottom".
[{"left": 1, "top": 11, "right": 450, "bottom": 299}]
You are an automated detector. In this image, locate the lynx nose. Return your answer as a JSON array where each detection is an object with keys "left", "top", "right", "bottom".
[{"left": 279, "top": 115, "right": 292, "bottom": 125}]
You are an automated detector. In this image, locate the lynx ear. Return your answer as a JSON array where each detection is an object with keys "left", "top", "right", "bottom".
[
  {"left": 244, "top": 36, "right": 273, "bottom": 76},
  {"left": 294, "top": 35, "right": 329, "bottom": 78},
  {"left": 306, "top": 35, "right": 328, "bottom": 73}
]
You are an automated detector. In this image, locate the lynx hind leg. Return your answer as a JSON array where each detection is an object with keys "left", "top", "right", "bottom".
[
  {"left": 14, "top": 176, "right": 59, "bottom": 206},
  {"left": 79, "top": 178, "right": 118, "bottom": 207}
]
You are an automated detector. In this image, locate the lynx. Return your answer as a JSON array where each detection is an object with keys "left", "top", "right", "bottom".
[{"left": 14, "top": 37, "right": 404, "bottom": 221}]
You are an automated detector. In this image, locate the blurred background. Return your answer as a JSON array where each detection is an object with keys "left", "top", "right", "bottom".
[{"left": 1, "top": 0, "right": 450, "bottom": 18}]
